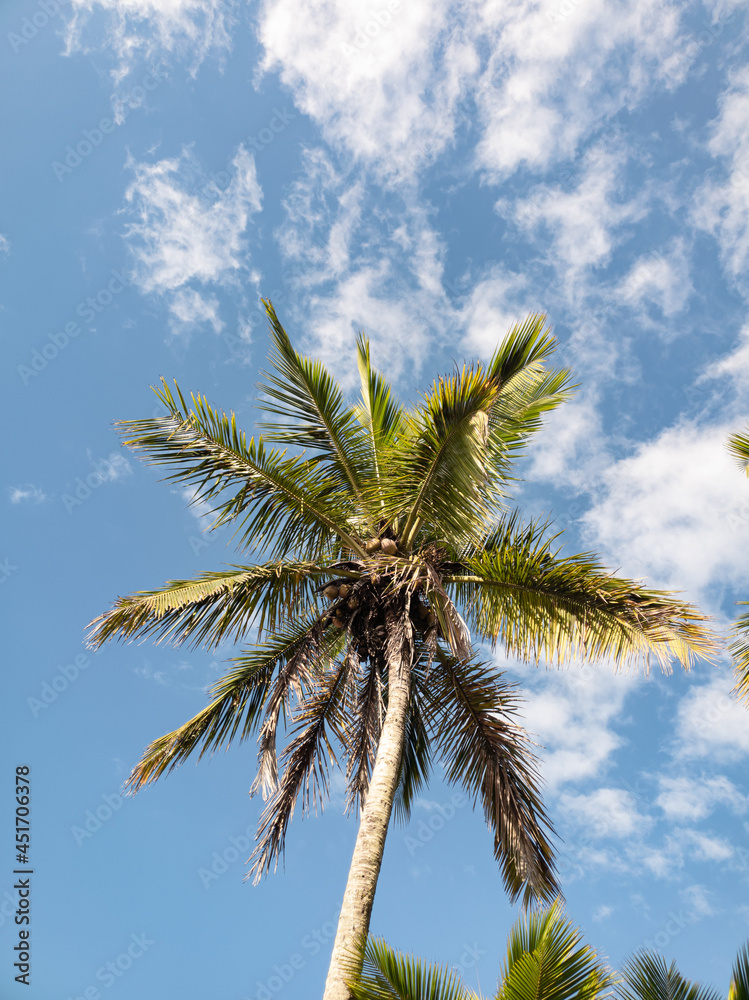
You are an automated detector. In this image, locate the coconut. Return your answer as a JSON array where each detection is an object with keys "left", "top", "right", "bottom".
[
  {"left": 365, "top": 537, "right": 381, "bottom": 553},
  {"left": 323, "top": 584, "right": 340, "bottom": 600},
  {"left": 347, "top": 596, "right": 360, "bottom": 609},
  {"left": 332, "top": 617, "right": 345, "bottom": 629},
  {"left": 338, "top": 584, "right": 350, "bottom": 598},
  {"left": 380, "top": 538, "right": 398, "bottom": 555}
]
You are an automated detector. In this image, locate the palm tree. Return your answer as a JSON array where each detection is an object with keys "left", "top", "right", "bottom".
[
  {"left": 726, "top": 427, "right": 749, "bottom": 704},
  {"left": 347, "top": 909, "right": 749, "bottom": 1000},
  {"left": 617, "top": 952, "right": 721, "bottom": 1000},
  {"left": 617, "top": 943, "right": 748, "bottom": 1000},
  {"left": 88, "top": 302, "right": 716, "bottom": 1000},
  {"left": 347, "top": 901, "right": 613, "bottom": 1000}
]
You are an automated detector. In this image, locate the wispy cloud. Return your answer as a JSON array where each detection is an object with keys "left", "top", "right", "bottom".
[
  {"left": 65, "top": 0, "right": 233, "bottom": 82},
  {"left": 692, "top": 64, "right": 749, "bottom": 296},
  {"left": 123, "top": 145, "right": 262, "bottom": 337},
  {"left": 656, "top": 774, "right": 749, "bottom": 822},
  {"left": 0, "top": 234, "right": 9, "bottom": 256},
  {"left": 9, "top": 484, "right": 46, "bottom": 505}
]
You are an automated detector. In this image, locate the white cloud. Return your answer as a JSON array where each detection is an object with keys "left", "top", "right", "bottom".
[
  {"left": 258, "top": 0, "right": 694, "bottom": 187},
  {"left": 274, "top": 152, "right": 456, "bottom": 389},
  {"left": 457, "top": 267, "right": 534, "bottom": 358},
  {"left": 656, "top": 774, "right": 749, "bottom": 821},
  {"left": 592, "top": 904, "right": 613, "bottom": 921},
  {"left": 674, "top": 671, "right": 749, "bottom": 763},
  {"left": 680, "top": 883, "right": 716, "bottom": 917},
  {"left": 0, "top": 234, "right": 9, "bottom": 255},
  {"left": 258, "top": 0, "right": 465, "bottom": 181},
  {"left": 9, "top": 485, "right": 46, "bottom": 505},
  {"left": 559, "top": 787, "right": 653, "bottom": 839},
  {"left": 65, "top": 0, "right": 232, "bottom": 82},
  {"left": 473, "top": 0, "right": 693, "bottom": 180},
  {"left": 677, "top": 830, "right": 734, "bottom": 864},
  {"left": 498, "top": 144, "right": 647, "bottom": 297},
  {"left": 581, "top": 419, "right": 749, "bottom": 598},
  {"left": 692, "top": 65, "right": 749, "bottom": 295},
  {"left": 168, "top": 288, "right": 224, "bottom": 335},
  {"left": 524, "top": 393, "right": 611, "bottom": 492},
  {"left": 90, "top": 452, "right": 132, "bottom": 482},
  {"left": 512, "top": 661, "right": 639, "bottom": 790},
  {"left": 123, "top": 145, "right": 262, "bottom": 334},
  {"left": 614, "top": 239, "right": 694, "bottom": 321}
]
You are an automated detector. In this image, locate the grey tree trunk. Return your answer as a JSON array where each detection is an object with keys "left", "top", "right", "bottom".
[{"left": 321, "top": 606, "right": 414, "bottom": 1000}]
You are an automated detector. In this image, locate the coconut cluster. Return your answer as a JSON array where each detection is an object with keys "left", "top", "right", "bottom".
[{"left": 321, "top": 571, "right": 437, "bottom": 661}]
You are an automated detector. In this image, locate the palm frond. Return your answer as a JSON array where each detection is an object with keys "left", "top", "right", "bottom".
[
  {"left": 426, "top": 649, "right": 559, "bottom": 905},
  {"left": 257, "top": 301, "right": 372, "bottom": 507},
  {"left": 125, "top": 613, "right": 328, "bottom": 792},
  {"left": 251, "top": 618, "right": 346, "bottom": 799},
  {"left": 347, "top": 936, "right": 478, "bottom": 1000},
  {"left": 86, "top": 561, "right": 326, "bottom": 650},
  {"left": 448, "top": 513, "right": 718, "bottom": 672},
  {"left": 729, "top": 605, "right": 749, "bottom": 706},
  {"left": 118, "top": 378, "right": 366, "bottom": 561},
  {"left": 498, "top": 901, "right": 614, "bottom": 1000},
  {"left": 392, "top": 365, "right": 502, "bottom": 550},
  {"left": 249, "top": 655, "right": 352, "bottom": 882},
  {"left": 344, "top": 657, "right": 384, "bottom": 815},
  {"left": 727, "top": 427, "right": 749, "bottom": 476},
  {"left": 486, "top": 314, "right": 574, "bottom": 457},
  {"left": 729, "top": 942, "right": 749, "bottom": 1000},
  {"left": 617, "top": 952, "right": 721, "bottom": 1000},
  {"left": 354, "top": 332, "right": 405, "bottom": 509}
]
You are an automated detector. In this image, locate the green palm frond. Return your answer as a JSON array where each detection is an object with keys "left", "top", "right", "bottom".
[
  {"left": 86, "top": 561, "right": 328, "bottom": 649},
  {"left": 617, "top": 952, "right": 721, "bottom": 1000},
  {"left": 354, "top": 333, "right": 405, "bottom": 508},
  {"left": 249, "top": 654, "right": 352, "bottom": 882},
  {"left": 448, "top": 513, "right": 718, "bottom": 672},
  {"left": 498, "top": 901, "right": 614, "bottom": 1000},
  {"left": 119, "top": 378, "right": 366, "bottom": 561},
  {"left": 727, "top": 427, "right": 749, "bottom": 476},
  {"left": 427, "top": 650, "right": 559, "bottom": 905},
  {"left": 729, "top": 604, "right": 749, "bottom": 705},
  {"left": 729, "top": 942, "right": 749, "bottom": 1000},
  {"left": 125, "top": 613, "right": 335, "bottom": 792},
  {"left": 384, "top": 318, "right": 571, "bottom": 552},
  {"left": 257, "top": 301, "right": 371, "bottom": 507},
  {"left": 391, "top": 365, "right": 504, "bottom": 550},
  {"left": 486, "top": 314, "right": 574, "bottom": 455},
  {"left": 347, "top": 936, "right": 478, "bottom": 1000}
]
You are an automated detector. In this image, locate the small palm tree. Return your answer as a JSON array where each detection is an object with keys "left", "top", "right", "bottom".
[
  {"left": 88, "top": 303, "right": 716, "bottom": 1000},
  {"left": 618, "top": 942, "right": 748, "bottom": 1000},
  {"left": 617, "top": 952, "right": 722, "bottom": 1000},
  {"left": 347, "top": 910, "right": 749, "bottom": 1000},
  {"left": 347, "top": 901, "right": 614, "bottom": 1000},
  {"left": 726, "top": 427, "right": 749, "bottom": 704}
]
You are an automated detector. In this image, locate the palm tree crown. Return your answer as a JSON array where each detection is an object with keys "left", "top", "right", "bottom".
[{"left": 88, "top": 302, "right": 717, "bottom": 999}]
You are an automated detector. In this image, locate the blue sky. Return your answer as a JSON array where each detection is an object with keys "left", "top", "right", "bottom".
[{"left": 3, "top": 0, "right": 749, "bottom": 996}]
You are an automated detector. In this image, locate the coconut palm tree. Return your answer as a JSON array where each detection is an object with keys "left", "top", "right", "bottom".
[
  {"left": 617, "top": 942, "right": 749, "bottom": 1000},
  {"left": 617, "top": 952, "right": 721, "bottom": 1000},
  {"left": 347, "top": 910, "right": 749, "bottom": 1000},
  {"left": 347, "top": 901, "right": 614, "bottom": 1000},
  {"left": 726, "top": 427, "right": 749, "bottom": 704},
  {"left": 88, "top": 302, "right": 716, "bottom": 1000}
]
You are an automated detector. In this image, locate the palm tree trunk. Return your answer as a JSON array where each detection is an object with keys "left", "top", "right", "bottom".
[{"left": 322, "top": 607, "right": 413, "bottom": 1000}]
